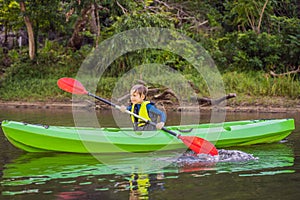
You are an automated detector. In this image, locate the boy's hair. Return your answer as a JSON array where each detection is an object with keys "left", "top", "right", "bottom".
[{"left": 130, "top": 84, "right": 148, "bottom": 98}]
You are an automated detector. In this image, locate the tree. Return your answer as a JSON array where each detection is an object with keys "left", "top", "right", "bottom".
[
  {"left": 18, "top": 0, "right": 63, "bottom": 60},
  {"left": 19, "top": 0, "right": 35, "bottom": 60},
  {"left": 66, "top": 0, "right": 105, "bottom": 50},
  {"left": 224, "top": 0, "right": 271, "bottom": 34},
  {"left": 0, "top": 0, "right": 22, "bottom": 50}
]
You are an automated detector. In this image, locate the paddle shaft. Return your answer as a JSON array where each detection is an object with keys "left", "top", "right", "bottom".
[{"left": 88, "top": 92, "right": 178, "bottom": 137}]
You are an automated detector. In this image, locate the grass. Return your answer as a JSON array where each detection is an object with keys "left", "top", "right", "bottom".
[
  {"left": 0, "top": 69, "right": 299, "bottom": 109},
  {"left": 222, "top": 71, "right": 300, "bottom": 99}
]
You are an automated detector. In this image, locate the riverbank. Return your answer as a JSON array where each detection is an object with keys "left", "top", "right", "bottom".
[{"left": 1, "top": 98, "right": 299, "bottom": 113}]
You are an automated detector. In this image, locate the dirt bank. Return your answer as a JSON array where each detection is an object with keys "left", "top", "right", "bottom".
[{"left": 0, "top": 100, "right": 299, "bottom": 113}]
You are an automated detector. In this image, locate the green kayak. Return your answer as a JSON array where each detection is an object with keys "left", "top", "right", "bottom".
[{"left": 1, "top": 119, "right": 295, "bottom": 153}]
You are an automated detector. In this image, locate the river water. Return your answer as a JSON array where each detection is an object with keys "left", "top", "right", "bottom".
[{"left": 0, "top": 107, "right": 299, "bottom": 199}]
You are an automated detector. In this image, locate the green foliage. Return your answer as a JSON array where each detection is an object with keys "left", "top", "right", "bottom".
[
  {"left": 22, "top": 0, "right": 64, "bottom": 31},
  {"left": 98, "top": 9, "right": 180, "bottom": 77},
  {"left": 109, "top": 11, "right": 176, "bottom": 33},
  {"left": 268, "top": 16, "right": 300, "bottom": 68},
  {"left": 272, "top": 0, "right": 300, "bottom": 18},
  {"left": 0, "top": 41, "right": 92, "bottom": 101},
  {"left": 103, "top": 49, "right": 190, "bottom": 78},
  {"left": 223, "top": 0, "right": 272, "bottom": 32},
  {"left": 2, "top": 40, "right": 90, "bottom": 79},
  {"left": 0, "top": 0, "right": 299, "bottom": 103},
  {"left": 0, "top": 0, "right": 21, "bottom": 27},
  {"left": 97, "top": 77, "right": 118, "bottom": 98},
  {"left": 210, "top": 31, "right": 286, "bottom": 71}
]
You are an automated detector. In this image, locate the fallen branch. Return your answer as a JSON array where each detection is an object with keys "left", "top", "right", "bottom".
[
  {"left": 193, "top": 93, "right": 237, "bottom": 106},
  {"left": 153, "top": 88, "right": 177, "bottom": 100},
  {"left": 270, "top": 66, "right": 300, "bottom": 77}
]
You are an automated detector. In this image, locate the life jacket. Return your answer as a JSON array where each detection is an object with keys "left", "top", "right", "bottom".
[{"left": 131, "top": 101, "right": 151, "bottom": 128}]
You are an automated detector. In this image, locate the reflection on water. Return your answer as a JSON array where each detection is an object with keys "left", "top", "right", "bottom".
[
  {"left": 1, "top": 143, "right": 294, "bottom": 198},
  {"left": 0, "top": 108, "right": 299, "bottom": 199},
  {"left": 216, "top": 143, "right": 295, "bottom": 175}
]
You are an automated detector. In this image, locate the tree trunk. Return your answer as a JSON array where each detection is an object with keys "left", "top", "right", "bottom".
[
  {"left": 90, "top": 4, "right": 98, "bottom": 34},
  {"left": 3, "top": 21, "right": 8, "bottom": 53},
  {"left": 20, "top": 1, "right": 35, "bottom": 60},
  {"left": 67, "top": 6, "right": 91, "bottom": 50},
  {"left": 257, "top": 0, "right": 269, "bottom": 34},
  {"left": 94, "top": 3, "right": 101, "bottom": 48},
  {"left": 90, "top": 3, "right": 101, "bottom": 48}
]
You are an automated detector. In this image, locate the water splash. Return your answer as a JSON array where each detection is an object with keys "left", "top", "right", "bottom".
[
  {"left": 217, "top": 149, "right": 258, "bottom": 162},
  {"left": 176, "top": 149, "right": 258, "bottom": 166}
]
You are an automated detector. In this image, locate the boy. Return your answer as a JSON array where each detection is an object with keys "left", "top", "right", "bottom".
[{"left": 120, "top": 84, "right": 166, "bottom": 131}]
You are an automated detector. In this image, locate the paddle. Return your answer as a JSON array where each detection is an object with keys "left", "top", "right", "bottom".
[{"left": 57, "top": 77, "right": 218, "bottom": 156}]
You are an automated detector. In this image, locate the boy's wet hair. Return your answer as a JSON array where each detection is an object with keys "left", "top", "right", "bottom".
[{"left": 130, "top": 84, "right": 148, "bottom": 98}]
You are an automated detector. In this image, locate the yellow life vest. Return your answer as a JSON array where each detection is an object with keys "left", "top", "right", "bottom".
[
  {"left": 130, "top": 173, "right": 150, "bottom": 198},
  {"left": 131, "top": 101, "right": 151, "bottom": 127}
]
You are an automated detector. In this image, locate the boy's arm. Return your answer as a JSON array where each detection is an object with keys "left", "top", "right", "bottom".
[
  {"left": 148, "top": 105, "right": 166, "bottom": 122},
  {"left": 147, "top": 104, "right": 166, "bottom": 129}
]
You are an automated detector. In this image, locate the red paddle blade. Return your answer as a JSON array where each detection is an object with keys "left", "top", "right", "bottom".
[
  {"left": 178, "top": 135, "right": 218, "bottom": 156},
  {"left": 57, "top": 78, "right": 88, "bottom": 95}
]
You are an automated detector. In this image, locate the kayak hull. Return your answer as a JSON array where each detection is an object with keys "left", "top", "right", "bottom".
[{"left": 1, "top": 119, "right": 295, "bottom": 153}]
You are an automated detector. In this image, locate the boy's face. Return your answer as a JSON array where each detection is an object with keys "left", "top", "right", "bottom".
[{"left": 130, "top": 91, "right": 145, "bottom": 104}]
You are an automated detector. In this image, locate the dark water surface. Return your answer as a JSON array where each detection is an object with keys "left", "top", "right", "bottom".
[{"left": 0, "top": 108, "right": 299, "bottom": 200}]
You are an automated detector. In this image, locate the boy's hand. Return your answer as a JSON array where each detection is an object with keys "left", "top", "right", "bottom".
[
  {"left": 156, "top": 122, "right": 165, "bottom": 130},
  {"left": 120, "top": 105, "right": 127, "bottom": 113}
]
